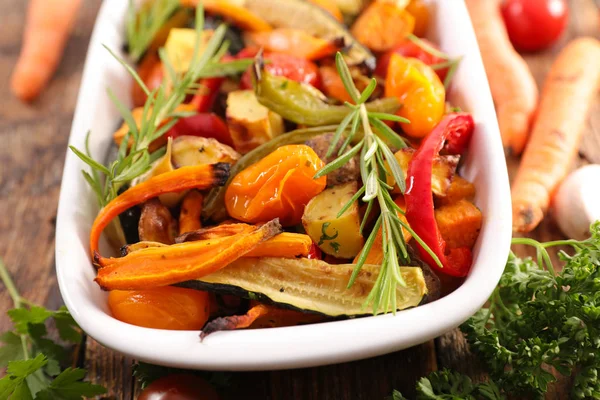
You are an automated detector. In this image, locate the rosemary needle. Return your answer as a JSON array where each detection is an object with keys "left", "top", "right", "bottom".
[{"left": 314, "top": 52, "right": 441, "bottom": 315}]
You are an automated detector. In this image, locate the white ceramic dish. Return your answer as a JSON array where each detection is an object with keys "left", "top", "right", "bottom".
[{"left": 56, "top": 0, "right": 511, "bottom": 371}]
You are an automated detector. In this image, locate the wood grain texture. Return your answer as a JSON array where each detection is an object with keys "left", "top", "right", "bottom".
[{"left": 0, "top": 0, "right": 598, "bottom": 399}]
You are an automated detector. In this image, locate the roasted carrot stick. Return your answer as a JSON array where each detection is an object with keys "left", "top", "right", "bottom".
[
  {"left": 180, "top": 0, "right": 272, "bottom": 32},
  {"left": 89, "top": 163, "right": 229, "bottom": 255},
  {"left": 95, "top": 220, "right": 282, "bottom": 290},
  {"left": 465, "top": 0, "right": 538, "bottom": 155},
  {"left": 201, "top": 302, "right": 324, "bottom": 339},
  {"left": 307, "top": 0, "right": 343, "bottom": 22},
  {"left": 511, "top": 37, "right": 600, "bottom": 232},
  {"left": 176, "top": 223, "right": 314, "bottom": 258},
  {"left": 179, "top": 190, "right": 204, "bottom": 235},
  {"left": 10, "top": 0, "right": 82, "bottom": 102},
  {"left": 245, "top": 29, "right": 342, "bottom": 61}
]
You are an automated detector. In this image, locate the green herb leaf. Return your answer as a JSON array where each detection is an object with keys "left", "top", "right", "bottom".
[
  {"left": 126, "top": 0, "right": 180, "bottom": 62},
  {"left": 35, "top": 368, "right": 107, "bottom": 400},
  {"left": 0, "top": 332, "right": 24, "bottom": 368}
]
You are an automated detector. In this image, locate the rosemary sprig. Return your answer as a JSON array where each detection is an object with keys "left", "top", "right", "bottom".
[
  {"left": 71, "top": 4, "right": 252, "bottom": 208},
  {"left": 126, "top": 0, "right": 180, "bottom": 62},
  {"left": 406, "top": 34, "right": 462, "bottom": 90},
  {"left": 314, "top": 53, "right": 442, "bottom": 315}
]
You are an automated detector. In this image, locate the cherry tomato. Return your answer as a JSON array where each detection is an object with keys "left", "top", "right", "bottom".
[
  {"left": 384, "top": 54, "right": 445, "bottom": 138},
  {"left": 501, "top": 0, "right": 568, "bottom": 52},
  {"left": 167, "top": 113, "right": 233, "bottom": 147},
  {"left": 226, "top": 145, "right": 326, "bottom": 226},
  {"left": 376, "top": 39, "right": 448, "bottom": 82},
  {"left": 108, "top": 287, "right": 210, "bottom": 330},
  {"left": 138, "top": 374, "right": 219, "bottom": 400},
  {"left": 133, "top": 53, "right": 164, "bottom": 107},
  {"left": 240, "top": 52, "right": 321, "bottom": 90}
]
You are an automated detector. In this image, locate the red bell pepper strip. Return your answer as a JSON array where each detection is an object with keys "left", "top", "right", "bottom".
[
  {"left": 240, "top": 52, "right": 321, "bottom": 90},
  {"left": 405, "top": 112, "right": 475, "bottom": 277},
  {"left": 306, "top": 242, "right": 322, "bottom": 260},
  {"left": 190, "top": 77, "right": 224, "bottom": 113},
  {"left": 167, "top": 113, "right": 234, "bottom": 147}
]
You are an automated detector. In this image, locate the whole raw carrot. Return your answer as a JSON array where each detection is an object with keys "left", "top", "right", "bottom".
[
  {"left": 10, "top": 0, "right": 82, "bottom": 102},
  {"left": 511, "top": 37, "right": 600, "bottom": 233},
  {"left": 466, "top": 0, "right": 538, "bottom": 155}
]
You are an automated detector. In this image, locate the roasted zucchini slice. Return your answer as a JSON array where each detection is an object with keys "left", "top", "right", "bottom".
[
  {"left": 244, "top": 0, "right": 375, "bottom": 68},
  {"left": 179, "top": 257, "right": 427, "bottom": 316}
]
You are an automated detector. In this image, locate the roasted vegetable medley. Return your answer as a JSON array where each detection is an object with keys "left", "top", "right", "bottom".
[{"left": 72, "top": 0, "right": 483, "bottom": 336}]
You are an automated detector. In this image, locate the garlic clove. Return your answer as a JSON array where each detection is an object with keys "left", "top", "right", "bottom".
[{"left": 552, "top": 164, "right": 600, "bottom": 240}]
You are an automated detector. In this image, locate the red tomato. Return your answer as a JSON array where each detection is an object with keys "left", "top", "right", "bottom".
[
  {"left": 133, "top": 53, "right": 164, "bottom": 107},
  {"left": 375, "top": 39, "right": 448, "bottom": 81},
  {"left": 138, "top": 374, "right": 219, "bottom": 400},
  {"left": 500, "top": 0, "right": 568, "bottom": 52},
  {"left": 240, "top": 52, "right": 321, "bottom": 90},
  {"left": 167, "top": 113, "right": 233, "bottom": 147}
]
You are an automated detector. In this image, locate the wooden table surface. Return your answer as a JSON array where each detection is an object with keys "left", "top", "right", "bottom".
[{"left": 0, "top": 1, "right": 598, "bottom": 399}]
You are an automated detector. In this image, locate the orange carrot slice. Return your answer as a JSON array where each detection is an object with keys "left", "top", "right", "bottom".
[
  {"left": 89, "top": 163, "right": 229, "bottom": 256},
  {"left": 95, "top": 220, "right": 282, "bottom": 290},
  {"left": 246, "top": 29, "right": 342, "bottom": 60},
  {"left": 179, "top": 190, "right": 204, "bottom": 235}
]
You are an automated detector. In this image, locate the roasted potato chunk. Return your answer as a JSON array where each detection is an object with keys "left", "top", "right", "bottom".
[
  {"left": 393, "top": 148, "right": 459, "bottom": 196},
  {"left": 171, "top": 136, "right": 240, "bottom": 168},
  {"left": 305, "top": 133, "right": 360, "bottom": 186},
  {"left": 302, "top": 182, "right": 364, "bottom": 258},
  {"left": 226, "top": 90, "right": 285, "bottom": 153},
  {"left": 435, "top": 199, "right": 482, "bottom": 249}
]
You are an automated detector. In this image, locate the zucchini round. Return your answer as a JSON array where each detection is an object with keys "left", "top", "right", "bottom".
[{"left": 178, "top": 257, "right": 428, "bottom": 316}]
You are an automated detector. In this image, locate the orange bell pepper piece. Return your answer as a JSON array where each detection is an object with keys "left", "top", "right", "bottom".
[{"left": 384, "top": 54, "right": 445, "bottom": 138}]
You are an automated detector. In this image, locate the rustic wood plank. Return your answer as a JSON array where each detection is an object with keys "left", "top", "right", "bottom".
[
  {"left": 84, "top": 338, "right": 135, "bottom": 400},
  {"left": 222, "top": 341, "right": 437, "bottom": 400},
  {"left": 0, "top": 0, "right": 102, "bottom": 327}
]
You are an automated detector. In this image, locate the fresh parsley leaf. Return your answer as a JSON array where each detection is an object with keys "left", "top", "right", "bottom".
[
  {"left": 0, "top": 354, "right": 47, "bottom": 400},
  {"left": 35, "top": 368, "right": 106, "bottom": 400},
  {"left": 0, "top": 258, "right": 106, "bottom": 400},
  {"left": 0, "top": 332, "right": 24, "bottom": 368},
  {"left": 392, "top": 369, "right": 505, "bottom": 400},
  {"left": 53, "top": 307, "right": 82, "bottom": 344},
  {"left": 7, "top": 307, "right": 53, "bottom": 335},
  {"left": 461, "top": 222, "right": 600, "bottom": 398}
]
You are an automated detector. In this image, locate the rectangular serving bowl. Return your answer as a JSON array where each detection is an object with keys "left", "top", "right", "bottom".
[{"left": 55, "top": 0, "right": 511, "bottom": 370}]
